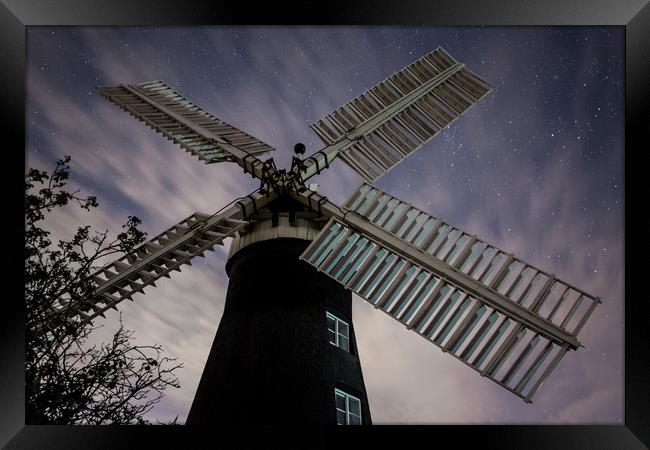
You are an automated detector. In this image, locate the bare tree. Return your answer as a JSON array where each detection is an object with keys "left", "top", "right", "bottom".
[{"left": 25, "top": 156, "right": 182, "bottom": 424}]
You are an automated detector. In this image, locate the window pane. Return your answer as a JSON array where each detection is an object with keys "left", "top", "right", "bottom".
[
  {"left": 327, "top": 315, "right": 336, "bottom": 332},
  {"left": 338, "top": 320, "right": 349, "bottom": 338},
  {"left": 339, "top": 336, "right": 349, "bottom": 352},
  {"left": 335, "top": 393, "right": 346, "bottom": 410},
  {"left": 348, "top": 413, "right": 361, "bottom": 425},
  {"left": 328, "top": 330, "right": 337, "bottom": 345},
  {"left": 336, "top": 410, "right": 347, "bottom": 425},
  {"left": 348, "top": 397, "right": 361, "bottom": 416}
]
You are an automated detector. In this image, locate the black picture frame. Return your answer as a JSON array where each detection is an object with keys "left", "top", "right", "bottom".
[{"left": 2, "top": 1, "right": 646, "bottom": 448}]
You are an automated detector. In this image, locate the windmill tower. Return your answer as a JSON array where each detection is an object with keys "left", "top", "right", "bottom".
[{"left": 52, "top": 47, "right": 600, "bottom": 424}]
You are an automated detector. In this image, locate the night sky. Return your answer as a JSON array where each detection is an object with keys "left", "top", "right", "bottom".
[{"left": 26, "top": 26, "right": 624, "bottom": 424}]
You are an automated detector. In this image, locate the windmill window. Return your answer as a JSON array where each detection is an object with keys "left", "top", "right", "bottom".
[
  {"left": 335, "top": 388, "right": 362, "bottom": 425},
  {"left": 326, "top": 311, "right": 350, "bottom": 352}
]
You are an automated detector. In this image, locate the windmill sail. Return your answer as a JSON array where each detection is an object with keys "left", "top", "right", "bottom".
[
  {"left": 51, "top": 191, "right": 275, "bottom": 327},
  {"left": 98, "top": 81, "right": 275, "bottom": 179},
  {"left": 293, "top": 185, "right": 599, "bottom": 402},
  {"left": 300, "top": 48, "right": 493, "bottom": 183}
]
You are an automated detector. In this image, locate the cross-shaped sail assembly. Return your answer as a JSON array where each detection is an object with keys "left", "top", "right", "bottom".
[{"left": 53, "top": 46, "right": 600, "bottom": 406}]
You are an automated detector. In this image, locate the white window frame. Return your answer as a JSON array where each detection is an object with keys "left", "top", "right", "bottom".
[
  {"left": 326, "top": 311, "right": 350, "bottom": 352},
  {"left": 334, "top": 388, "right": 362, "bottom": 425}
]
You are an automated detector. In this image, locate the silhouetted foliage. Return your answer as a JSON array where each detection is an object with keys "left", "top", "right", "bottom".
[{"left": 25, "top": 156, "right": 182, "bottom": 424}]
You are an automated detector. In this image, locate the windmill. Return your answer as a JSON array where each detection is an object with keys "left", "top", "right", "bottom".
[{"left": 50, "top": 47, "right": 600, "bottom": 424}]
